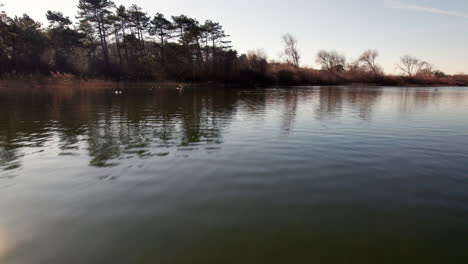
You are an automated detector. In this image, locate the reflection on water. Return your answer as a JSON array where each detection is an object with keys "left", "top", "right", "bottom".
[
  {"left": 0, "top": 85, "right": 402, "bottom": 172},
  {"left": 0, "top": 86, "right": 241, "bottom": 171},
  {"left": 1, "top": 84, "right": 468, "bottom": 263}
]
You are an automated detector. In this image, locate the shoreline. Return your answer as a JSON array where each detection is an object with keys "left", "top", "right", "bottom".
[{"left": 0, "top": 77, "right": 467, "bottom": 89}]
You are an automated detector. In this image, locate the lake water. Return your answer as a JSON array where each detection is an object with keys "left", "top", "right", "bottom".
[{"left": 0, "top": 84, "right": 467, "bottom": 263}]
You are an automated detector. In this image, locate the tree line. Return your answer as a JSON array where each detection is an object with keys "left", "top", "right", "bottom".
[
  {"left": 0, "top": 1, "right": 466, "bottom": 86},
  {"left": 276, "top": 35, "right": 465, "bottom": 86},
  {"left": 0, "top": 0, "right": 241, "bottom": 81}
]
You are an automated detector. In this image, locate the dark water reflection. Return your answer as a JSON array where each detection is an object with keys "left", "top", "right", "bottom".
[{"left": 0, "top": 84, "right": 468, "bottom": 263}]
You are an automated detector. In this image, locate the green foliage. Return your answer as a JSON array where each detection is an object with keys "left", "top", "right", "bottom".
[
  {"left": 4, "top": 15, "right": 48, "bottom": 73},
  {"left": 433, "top": 70, "right": 446, "bottom": 79},
  {"left": 46, "top": 11, "right": 72, "bottom": 28},
  {"left": 0, "top": 0, "right": 240, "bottom": 81}
]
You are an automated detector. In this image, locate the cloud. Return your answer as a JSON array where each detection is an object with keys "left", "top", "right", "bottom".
[{"left": 389, "top": 0, "right": 468, "bottom": 19}]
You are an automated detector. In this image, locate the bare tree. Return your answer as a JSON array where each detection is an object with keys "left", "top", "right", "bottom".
[
  {"left": 316, "top": 50, "right": 346, "bottom": 73},
  {"left": 416, "top": 61, "right": 435, "bottom": 76},
  {"left": 346, "top": 60, "right": 365, "bottom": 73},
  {"left": 281, "top": 33, "right": 300, "bottom": 68},
  {"left": 242, "top": 49, "right": 268, "bottom": 74},
  {"left": 398, "top": 55, "right": 420, "bottom": 77},
  {"left": 247, "top": 49, "right": 268, "bottom": 61},
  {"left": 358, "top": 49, "right": 382, "bottom": 76}
]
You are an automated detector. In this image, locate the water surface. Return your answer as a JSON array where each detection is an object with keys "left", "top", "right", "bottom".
[{"left": 1, "top": 84, "right": 468, "bottom": 263}]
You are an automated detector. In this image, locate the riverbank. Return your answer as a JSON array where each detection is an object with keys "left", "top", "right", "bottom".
[{"left": 0, "top": 73, "right": 467, "bottom": 89}]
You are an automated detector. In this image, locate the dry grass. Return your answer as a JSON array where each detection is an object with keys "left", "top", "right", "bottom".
[
  {"left": 262, "top": 63, "right": 468, "bottom": 87},
  {"left": 1, "top": 65, "right": 467, "bottom": 88}
]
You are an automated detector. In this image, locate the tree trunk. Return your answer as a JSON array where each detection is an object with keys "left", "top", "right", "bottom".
[
  {"left": 95, "top": 9, "right": 109, "bottom": 69},
  {"left": 160, "top": 33, "right": 165, "bottom": 65},
  {"left": 140, "top": 30, "right": 146, "bottom": 54},
  {"left": 121, "top": 24, "right": 129, "bottom": 64},
  {"left": 196, "top": 38, "right": 202, "bottom": 66},
  {"left": 136, "top": 28, "right": 143, "bottom": 57},
  {"left": 115, "top": 29, "right": 122, "bottom": 68}
]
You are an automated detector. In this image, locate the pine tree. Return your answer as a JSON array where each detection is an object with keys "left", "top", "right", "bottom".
[
  {"left": 149, "top": 13, "right": 173, "bottom": 64},
  {"left": 127, "top": 4, "right": 149, "bottom": 56},
  {"left": 77, "top": 0, "right": 115, "bottom": 69}
]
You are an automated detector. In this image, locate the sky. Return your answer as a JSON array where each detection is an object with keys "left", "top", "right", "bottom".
[{"left": 1, "top": 0, "right": 467, "bottom": 74}]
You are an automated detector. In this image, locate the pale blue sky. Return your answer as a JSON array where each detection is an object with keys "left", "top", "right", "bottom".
[{"left": 2, "top": 0, "right": 467, "bottom": 74}]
